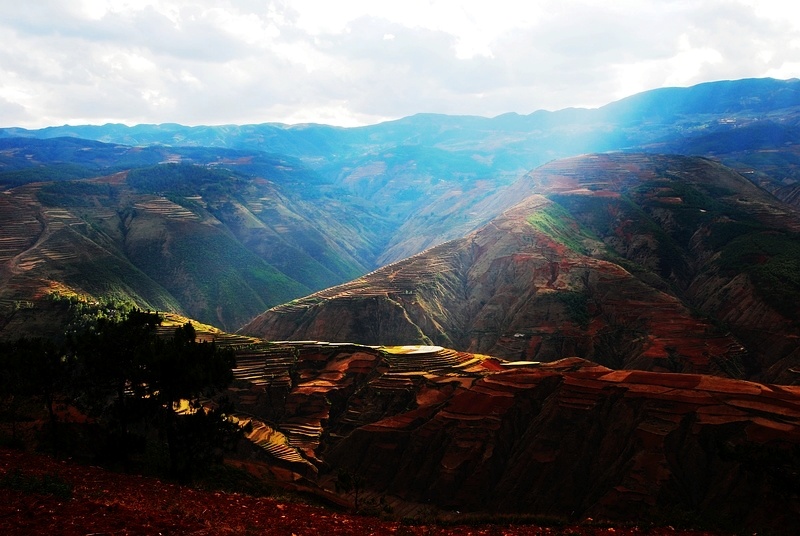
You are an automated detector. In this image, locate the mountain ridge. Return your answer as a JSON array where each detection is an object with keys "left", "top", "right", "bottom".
[
  {"left": 0, "top": 160, "right": 386, "bottom": 332},
  {"left": 2, "top": 77, "right": 800, "bottom": 340},
  {"left": 242, "top": 153, "right": 800, "bottom": 382}
]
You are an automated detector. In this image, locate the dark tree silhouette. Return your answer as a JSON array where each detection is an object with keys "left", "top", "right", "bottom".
[
  {"left": 72, "top": 309, "right": 162, "bottom": 465},
  {"left": 145, "top": 323, "right": 236, "bottom": 478},
  {"left": 2, "top": 310, "right": 239, "bottom": 479}
]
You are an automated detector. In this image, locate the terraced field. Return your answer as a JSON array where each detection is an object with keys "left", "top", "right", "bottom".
[
  {"left": 233, "top": 414, "right": 312, "bottom": 467},
  {"left": 0, "top": 159, "right": 374, "bottom": 335},
  {"left": 223, "top": 340, "right": 503, "bottom": 468},
  {"left": 268, "top": 240, "right": 461, "bottom": 314},
  {"left": 134, "top": 197, "right": 201, "bottom": 221},
  {"left": 0, "top": 187, "right": 43, "bottom": 267},
  {"left": 381, "top": 345, "right": 501, "bottom": 373},
  {"left": 208, "top": 334, "right": 800, "bottom": 530}
]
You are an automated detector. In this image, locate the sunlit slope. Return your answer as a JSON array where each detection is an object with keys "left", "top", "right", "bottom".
[{"left": 242, "top": 153, "right": 800, "bottom": 382}]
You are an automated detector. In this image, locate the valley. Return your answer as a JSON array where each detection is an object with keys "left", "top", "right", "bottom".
[
  {"left": 2, "top": 77, "right": 800, "bottom": 532},
  {"left": 243, "top": 153, "right": 800, "bottom": 383}
]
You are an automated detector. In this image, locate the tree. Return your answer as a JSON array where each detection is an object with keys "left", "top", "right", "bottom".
[
  {"left": 335, "top": 468, "right": 366, "bottom": 513},
  {"left": 145, "top": 323, "right": 237, "bottom": 478},
  {"left": 169, "top": 397, "right": 242, "bottom": 477},
  {"left": 0, "top": 340, "right": 27, "bottom": 446},
  {"left": 71, "top": 309, "right": 162, "bottom": 465},
  {"left": 3, "top": 310, "right": 239, "bottom": 479}
]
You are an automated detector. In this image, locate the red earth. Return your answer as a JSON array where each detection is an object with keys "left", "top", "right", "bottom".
[{"left": 0, "top": 448, "right": 730, "bottom": 536}]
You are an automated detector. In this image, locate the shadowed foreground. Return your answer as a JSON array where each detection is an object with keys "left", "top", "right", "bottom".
[{"left": 0, "top": 448, "right": 731, "bottom": 536}]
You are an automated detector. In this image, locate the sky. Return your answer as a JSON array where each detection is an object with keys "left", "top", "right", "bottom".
[{"left": 1, "top": 0, "right": 799, "bottom": 129}]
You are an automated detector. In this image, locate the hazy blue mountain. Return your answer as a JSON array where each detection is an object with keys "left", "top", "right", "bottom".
[
  {"left": 5, "top": 78, "right": 798, "bottom": 263},
  {"left": 2, "top": 77, "right": 800, "bottom": 335},
  {"left": 4, "top": 77, "right": 798, "bottom": 164}
]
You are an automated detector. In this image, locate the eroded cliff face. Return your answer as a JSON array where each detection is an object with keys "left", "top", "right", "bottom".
[
  {"left": 330, "top": 362, "right": 800, "bottom": 526},
  {"left": 227, "top": 341, "right": 800, "bottom": 530}
]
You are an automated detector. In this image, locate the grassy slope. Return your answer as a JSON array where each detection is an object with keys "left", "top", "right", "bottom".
[{"left": 0, "top": 160, "right": 377, "bottom": 333}]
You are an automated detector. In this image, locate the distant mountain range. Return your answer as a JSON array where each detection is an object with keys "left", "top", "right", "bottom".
[{"left": 1, "top": 77, "right": 799, "bottom": 343}]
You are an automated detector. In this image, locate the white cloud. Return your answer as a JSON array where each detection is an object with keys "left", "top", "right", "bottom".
[{"left": 0, "top": 0, "right": 798, "bottom": 128}]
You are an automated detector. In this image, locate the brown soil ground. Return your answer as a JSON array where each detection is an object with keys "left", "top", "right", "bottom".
[{"left": 0, "top": 448, "right": 733, "bottom": 536}]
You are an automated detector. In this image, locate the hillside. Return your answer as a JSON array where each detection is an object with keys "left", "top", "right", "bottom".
[
  {"left": 197, "top": 338, "right": 800, "bottom": 532},
  {"left": 1, "top": 302, "right": 798, "bottom": 533},
  {"left": 3, "top": 76, "right": 800, "bottom": 536},
  {"left": 1, "top": 78, "right": 800, "bottom": 348},
  {"left": 242, "top": 153, "right": 800, "bottom": 383},
  {"left": 4, "top": 78, "right": 800, "bottom": 268},
  {"left": 0, "top": 155, "right": 386, "bottom": 332}
]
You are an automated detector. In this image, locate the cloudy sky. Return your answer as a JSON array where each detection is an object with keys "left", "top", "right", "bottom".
[{"left": 1, "top": 0, "right": 799, "bottom": 129}]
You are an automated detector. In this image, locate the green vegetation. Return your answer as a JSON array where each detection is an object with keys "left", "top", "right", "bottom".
[
  {"left": 547, "top": 194, "right": 607, "bottom": 233},
  {"left": 127, "top": 163, "right": 243, "bottom": 197},
  {"left": 526, "top": 202, "right": 596, "bottom": 254},
  {"left": 0, "top": 336, "right": 73, "bottom": 454},
  {"left": 129, "top": 227, "right": 308, "bottom": 328},
  {"left": 705, "top": 218, "right": 766, "bottom": 251},
  {"left": 592, "top": 315, "right": 648, "bottom": 370},
  {"left": 35, "top": 226, "right": 183, "bottom": 315},
  {"left": 645, "top": 180, "right": 719, "bottom": 245},
  {"left": 0, "top": 294, "right": 139, "bottom": 344},
  {"left": 547, "top": 192, "right": 692, "bottom": 281},
  {"left": 0, "top": 154, "right": 355, "bottom": 332},
  {"left": 0, "top": 164, "right": 99, "bottom": 188},
  {"left": 556, "top": 290, "right": 591, "bottom": 329},
  {"left": 73, "top": 312, "right": 239, "bottom": 477},
  {"left": 718, "top": 231, "right": 800, "bottom": 319},
  {"left": 37, "top": 181, "right": 115, "bottom": 207},
  {"left": 751, "top": 256, "right": 800, "bottom": 316}
]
